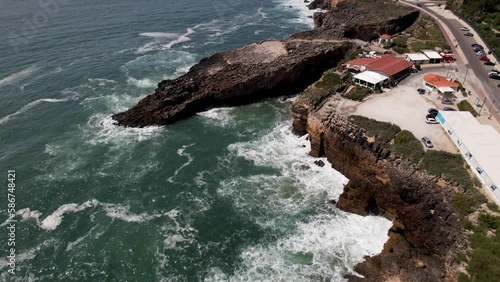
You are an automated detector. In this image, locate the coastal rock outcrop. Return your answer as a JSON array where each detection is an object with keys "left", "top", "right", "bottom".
[
  {"left": 292, "top": 0, "right": 419, "bottom": 41},
  {"left": 113, "top": 40, "right": 352, "bottom": 127},
  {"left": 291, "top": 95, "right": 467, "bottom": 281},
  {"left": 113, "top": 0, "right": 419, "bottom": 127}
]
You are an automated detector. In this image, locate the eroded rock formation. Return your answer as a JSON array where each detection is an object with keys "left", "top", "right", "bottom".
[
  {"left": 113, "top": 40, "right": 352, "bottom": 127},
  {"left": 292, "top": 94, "right": 467, "bottom": 281},
  {"left": 113, "top": 0, "right": 419, "bottom": 127}
]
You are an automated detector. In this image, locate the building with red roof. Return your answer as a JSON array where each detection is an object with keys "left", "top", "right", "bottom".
[
  {"left": 345, "top": 54, "right": 414, "bottom": 89},
  {"left": 366, "top": 54, "right": 414, "bottom": 77},
  {"left": 423, "top": 73, "right": 459, "bottom": 96}
]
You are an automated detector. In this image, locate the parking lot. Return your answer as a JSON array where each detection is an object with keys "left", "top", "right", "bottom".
[{"left": 352, "top": 67, "right": 459, "bottom": 153}]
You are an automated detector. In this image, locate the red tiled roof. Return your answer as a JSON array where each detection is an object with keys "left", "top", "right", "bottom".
[
  {"left": 366, "top": 55, "right": 413, "bottom": 76},
  {"left": 424, "top": 74, "right": 459, "bottom": 88},
  {"left": 344, "top": 57, "right": 378, "bottom": 67},
  {"left": 380, "top": 34, "right": 391, "bottom": 39}
]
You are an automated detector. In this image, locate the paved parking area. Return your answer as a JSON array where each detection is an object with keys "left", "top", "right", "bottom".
[{"left": 352, "top": 68, "right": 459, "bottom": 153}]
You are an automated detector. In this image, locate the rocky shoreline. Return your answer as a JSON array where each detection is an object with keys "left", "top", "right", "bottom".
[
  {"left": 113, "top": 0, "right": 468, "bottom": 280},
  {"left": 292, "top": 93, "right": 466, "bottom": 281}
]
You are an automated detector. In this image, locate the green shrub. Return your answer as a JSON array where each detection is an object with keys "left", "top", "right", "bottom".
[
  {"left": 392, "top": 130, "right": 424, "bottom": 164},
  {"left": 348, "top": 115, "right": 401, "bottom": 144},
  {"left": 487, "top": 202, "right": 500, "bottom": 212},
  {"left": 454, "top": 192, "right": 477, "bottom": 215},
  {"left": 316, "top": 71, "right": 343, "bottom": 89},
  {"left": 457, "top": 100, "right": 478, "bottom": 117},
  {"left": 420, "top": 151, "right": 477, "bottom": 192},
  {"left": 344, "top": 87, "right": 373, "bottom": 101}
]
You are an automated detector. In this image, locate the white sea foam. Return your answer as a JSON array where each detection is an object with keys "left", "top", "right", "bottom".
[
  {"left": 137, "top": 28, "right": 195, "bottom": 54},
  {"left": 122, "top": 50, "right": 197, "bottom": 89},
  {"left": 167, "top": 143, "right": 195, "bottom": 183},
  {"left": 0, "top": 65, "right": 39, "bottom": 87},
  {"left": 6, "top": 200, "right": 179, "bottom": 231},
  {"left": 213, "top": 120, "right": 392, "bottom": 280},
  {"left": 139, "top": 32, "right": 180, "bottom": 39},
  {"left": 197, "top": 107, "right": 235, "bottom": 127},
  {"left": 83, "top": 114, "right": 162, "bottom": 147},
  {"left": 0, "top": 96, "right": 78, "bottom": 125},
  {"left": 126, "top": 77, "right": 157, "bottom": 88},
  {"left": 277, "top": 0, "right": 323, "bottom": 27},
  {"left": 210, "top": 214, "right": 392, "bottom": 281}
]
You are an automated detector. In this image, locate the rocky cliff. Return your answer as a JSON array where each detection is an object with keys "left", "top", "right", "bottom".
[
  {"left": 113, "top": 40, "right": 352, "bottom": 127},
  {"left": 292, "top": 0, "right": 419, "bottom": 41},
  {"left": 292, "top": 95, "right": 467, "bottom": 281},
  {"left": 113, "top": 0, "right": 419, "bottom": 127}
]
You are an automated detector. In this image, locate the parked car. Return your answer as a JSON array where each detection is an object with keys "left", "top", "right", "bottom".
[
  {"left": 476, "top": 50, "right": 486, "bottom": 56},
  {"left": 461, "top": 27, "right": 470, "bottom": 31},
  {"left": 489, "top": 72, "right": 500, "bottom": 80},
  {"left": 485, "top": 61, "right": 496, "bottom": 66},
  {"left": 442, "top": 98, "right": 454, "bottom": 105},
  {"left": 421, "top": 137, "right": 434, "bottom": 148},
  {"left": 425, "top": 115, "right": 438, "bottom": 124},
  {"left": 443, "top": 107, "right": 456, "bottom": 111},
  {"left": 473, "top": 46, "right": 483, "bottom": 52},
  {"left": 417, "top": 88, "right": 426, "bottom": 94},
  {"left": 417, "top": 3, "right": 422, "bottom": 7},
  {"left": 428, "top": 108, "right": 438, "bottom": 116},
  {"left": 471, "top": 43, "right": 483, "bottom": 48},
  {"left": 479, "top": 57, "right": 490, "bottom": 62},
  {"left": 464, "top": 32, "right": 474, "bottom": 36}
]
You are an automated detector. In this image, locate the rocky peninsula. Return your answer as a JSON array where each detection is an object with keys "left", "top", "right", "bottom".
[{"left": 114, "top": 0, "right": 469, "bottom": 280}]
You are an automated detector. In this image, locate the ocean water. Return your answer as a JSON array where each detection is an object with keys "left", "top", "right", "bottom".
[{"left": 0, "top": 0, "right": 392, "bottom": 281}]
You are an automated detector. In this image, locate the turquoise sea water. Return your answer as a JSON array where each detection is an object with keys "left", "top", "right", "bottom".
[{"left": 0, "top": 0, "right": 392, "bottom": 280}]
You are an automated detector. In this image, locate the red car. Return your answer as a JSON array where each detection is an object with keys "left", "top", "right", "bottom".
[{"left": 479, "top": 57, "right": 490, "bottom": 62}]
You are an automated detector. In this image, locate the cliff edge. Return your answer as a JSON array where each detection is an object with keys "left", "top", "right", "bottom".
[
  {"left": 292, "top": 93, "right": 467, "bottom": 281},
  {"left": 113, "top": 0, "right": 419, "bottom": 127}
]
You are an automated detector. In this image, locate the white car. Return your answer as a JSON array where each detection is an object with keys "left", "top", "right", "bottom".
[
  {"left": 461, "top": 27, "right": 470, "bottom": 31},
  {"left": 425, "top": 115, "right": 438, "bottom": 124}
]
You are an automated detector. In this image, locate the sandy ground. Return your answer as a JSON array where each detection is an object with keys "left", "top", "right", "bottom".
[{"left": 352, "top": 68, "right": 459, "bottom": 153}]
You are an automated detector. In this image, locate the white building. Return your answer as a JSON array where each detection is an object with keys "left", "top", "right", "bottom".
[
  {"left": 422, "top": 50, "right": 442, "bottom": 64},
  {"left": 437, "top": 111, "right": 500, "bottom": 203},
  {"left": 353, "top": 71, "right": 388, "bottom": 89},
  {"left": 405, "top": 53, "right": 429, "bottom": 65}
]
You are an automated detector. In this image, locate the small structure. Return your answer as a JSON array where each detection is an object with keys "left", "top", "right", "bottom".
[
  {"left": 437, "top": 111, "right": 500, "bottom": 203},
  {"left": 423, "top": 74, "right": 458, "bottom": 96},
  {"left": 353, "top": 71, "right": 389, "bottom": 89},
  {"left": 405, "top": 53, "right": 429, "bottom": 65},
  {"left": 343, "top": 57, "right": 378, "bottom": 73},
  {"left": 422, "top": 50, "right": 442, "bottom": 64},
  {"left": 378, "top": 34, "right": 393, "bottom": 45},
  {"left": 440, "top": 52, "right": 456, "bottom": 63}
]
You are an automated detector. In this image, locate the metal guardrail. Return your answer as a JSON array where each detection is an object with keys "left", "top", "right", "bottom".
[{"left": 448, "top": 9, "right": 500, "bottom": 62}]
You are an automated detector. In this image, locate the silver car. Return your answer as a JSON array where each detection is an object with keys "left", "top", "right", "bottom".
[{"left": 421, "top": 137, "right": 434, "bottom": 148}]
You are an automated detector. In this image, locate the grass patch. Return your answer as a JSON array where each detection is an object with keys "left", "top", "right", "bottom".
[
  {"left": 420, "top": 151, "right": 475, "bottom": 190},
  {"left": 407, "top": 14, "right": 448, "bottom": 52},
  {"left": 343, "top": 86, "right": 373, "bottom": 101},
  {"left": 392, "top": 130, "right": 424, "bottom": 164},
  {"left": 458, "top": 100, "right": 478, "bottom": 117},
  {"left": 463, "top": 212, "right": 500, "bottom": 282},
  {"left": 454, "top": 192, "right": 477, "bottom": 215},
  {"left": 316, "top": 70, "right": 343, "bottom": 89},
  {"left": 348, "top": 115, "right": 401, "bottom": 144}
]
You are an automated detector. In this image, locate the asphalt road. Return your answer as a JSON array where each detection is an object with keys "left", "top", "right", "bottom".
[{"left": 413, "top": 2, "right": 500, "bottom": 115}]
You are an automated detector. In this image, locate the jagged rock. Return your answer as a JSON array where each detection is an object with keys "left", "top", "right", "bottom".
[
  {"left": 291, "top": 100, "right": 467, "bottom": 281},
  {"left": 314, "top": 160, "right": 326, "bottom": 167},
  {"left": 113, "top": 40, "right": 352, "bottom": 127},
  {"left": 113, "top": 0, "right": 420, "bottom": 127}
]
